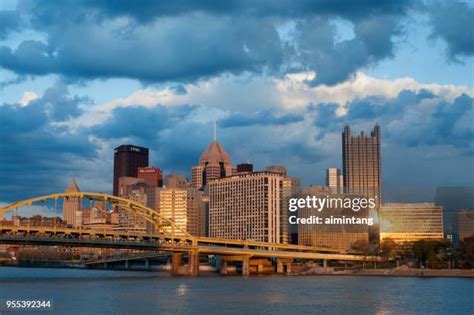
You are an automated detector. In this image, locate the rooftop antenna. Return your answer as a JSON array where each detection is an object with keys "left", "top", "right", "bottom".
[{"left": 213, "top": 121, "right": 217, "bottom": 141}]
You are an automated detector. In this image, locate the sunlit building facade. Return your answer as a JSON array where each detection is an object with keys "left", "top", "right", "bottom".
[
  {"left": 326, "top": 168, "right": 343, "bottom": 193},
  {"left": 208, "top": 172, "right": 289, "bottom": 243},
  {"left": 147, "top": 186, "right": 206, "bottom": 237},
  {"left": 380, "top": 203, "right": 443, "bottom": 243},
  {"left": 63, "top": 179, "right": 81, "bottom": 226},
  {"left": 191, "top": 138, "right": 233, "bottom": 190}
]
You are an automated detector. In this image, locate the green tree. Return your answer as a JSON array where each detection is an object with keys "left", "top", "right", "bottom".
[
  {"left": 459, "top": 237, "right": 474, "bottom": 268},
  {"left": 380, "top": 238, "right": 397, "bottom": 257},
  {"left": 412, "top": 239, "right": 448, "bottom": 268}
]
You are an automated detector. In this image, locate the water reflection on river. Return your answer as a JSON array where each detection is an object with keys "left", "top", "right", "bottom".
[{"left": 0, "top": 267, "right": 472, "bottom": 314}]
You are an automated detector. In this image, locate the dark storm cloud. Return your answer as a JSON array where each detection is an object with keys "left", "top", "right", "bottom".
[
  {"left": 220, "top": 110, "right": 304, "bottom": 127},
  {"left": 309, "top": 89, "right": 473, "bottom": 153},
  {"left": 91, "top": 104, "right": 197, "bottom": 140},
  {"left": 295, "top": 15, "right": 402, "bottom": 85},
  {"left": 19, "top": 0, "right": 412, "bottom": 23},
  {"left": 0, "top": 14, "right": 283, "bottom": 83},
  {"left": 0, "top": 86, "right": 98, "bottom": 202},
  {"left": 427, "top": 0, "right": 474, "bottom": 60},
  {"left": 0, "top": 10, "right": 20, "bottom": 39},
  {"left": 0, "top": 0, "right": 417, "bottom": 86},
  {"left": 1, "top": 1, "right": 471, "bottom": 86}
]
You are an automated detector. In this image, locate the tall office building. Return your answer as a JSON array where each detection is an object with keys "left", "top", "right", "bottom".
[
  {"left": 113, "top": 145, "right": 149, "bottom": 196},
  {"left": 208, "top": 172, "right": 288, "bottom": 243},
  {"left": 342, "top": 124, "right": 381, "bottom": 243},
  {"left": 342, "top": 124, "right": 381, "bottom": 197},
  {"left": 138, "top": 166, "right": 163, "bottom": 187},
  {"left": 191, "top": 137, "right": 233, "bottom": 190},
  {"left": 458, "top": 211, "right": 474, "bottom": 241},
  {"left": 63, "top": 179, "right": 81, "bottom": 226},
  {"left": 380, "top": 203, "right": 443, "bottom": 243},
  {"left": 147, "top": 186, "right": 206, "bottom": 237},
  {"left": 326, "top": 168, "right": 343, "bottom": 193}
]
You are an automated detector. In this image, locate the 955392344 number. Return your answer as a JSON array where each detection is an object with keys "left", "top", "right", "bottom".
[{"left": 0, "top": 299, "right": 53, "bottom": 311}]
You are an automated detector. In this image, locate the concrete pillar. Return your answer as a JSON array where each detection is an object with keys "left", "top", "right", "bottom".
[
  {"left": 220, "top": 259, "right": 227, "bottom": 275},
  {"left": 104, "top": 262, "right": 107, "bottom": 269},
  {"left": 171, "top": 253, "right": 183, "bottom": 275},
  {"left": 144, "top": 259, "right": 149, "bottom": 270},
  {"left": 277, "top": 259, "right": 284, "bottom": 274},
  {"left": 189, "top": 251, "right": 199, "bottom": 277},
  {"left": 242, "top": 256, "right": 250, "bottom": 276},
  {"left": 124, "top": 260, "right": 129, "bottom": 269},
  {"left": 374, "top": 262, "right": 377, "bottom": 269},
  {"left": 286, "top": 262, "right": 292, "bottom": 274},
  {"left": 323, "top": 259, "right": 328, "bottom": 269}
]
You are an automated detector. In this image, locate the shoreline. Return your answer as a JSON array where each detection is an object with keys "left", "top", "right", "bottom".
[
  {"left": 1, "top": 265, "right": 474, "bottom": 278},
  {"left": 294, "top": 267, "right": 474, "bottom": 278}
]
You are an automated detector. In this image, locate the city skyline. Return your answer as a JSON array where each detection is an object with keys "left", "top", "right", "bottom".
[{"left": 0, "top": 0, "right": 473, "bottom": 204}]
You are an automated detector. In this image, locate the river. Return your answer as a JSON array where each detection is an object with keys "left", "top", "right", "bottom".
[{"left": 0, "top": 267, "right": 473, "bottom": 314}]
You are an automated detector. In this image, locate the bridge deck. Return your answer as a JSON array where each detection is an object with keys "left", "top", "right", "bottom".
[{"left": 0, "top": 225, "right": 383, "bottom": 262}]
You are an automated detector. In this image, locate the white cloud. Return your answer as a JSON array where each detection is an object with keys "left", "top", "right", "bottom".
[
  {"left": 18, "top": 91, "right": 38, "bottom": 106},
  {"left": 66, "top": 72, "right": 474, "bottom": 129}
]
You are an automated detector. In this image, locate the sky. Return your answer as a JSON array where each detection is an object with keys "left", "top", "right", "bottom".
[{"left": 0, "top": 0, "right": 473, "bottom": 204}]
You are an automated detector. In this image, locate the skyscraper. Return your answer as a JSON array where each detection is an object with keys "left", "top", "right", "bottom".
[
  {"left": 113, "top": 145, "right": 149, "bottom": 196},
  {"left": 147, "top": 186, "right": 206, "bottom": 237},
  {"left": 63, "top": 179, "right": 81, "bottom": 226},
  {"left": 342, "top": 124, "right": 381, "bottom": 243},
  {"left": 342, "top": 125, "right": 381, "bottom": 197},
  {"left": 208, "top": 172, "right": 286, "bottom": 243},
  {"left": 326, "top": 168, "right": 343, "bottom": 193},
  {"left": 191, "top": 136, "right": 233, "bottom": 190}
]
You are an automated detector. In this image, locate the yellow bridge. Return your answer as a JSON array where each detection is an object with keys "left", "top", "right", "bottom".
[{"left": 0, "top": 192, "right": 384, "bottom": 276}]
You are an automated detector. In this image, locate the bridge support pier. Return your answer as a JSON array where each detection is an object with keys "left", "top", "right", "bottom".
[
  {"left": 220, "top": 260, "right": 227, "bottom": 275},
  {"left": 124, "top": 260, "right": 129, "bottom": 269},
  {"left": 277, "top": 259, "right": 284, "bottom": 274},
  {"left": 189, "top": 251, "right": 199, "bottom": 277},
  {"left": 276, "top": 258, "right": 293, "bottom": 274},
  {"left": 171, "top": 253, "right": 183, "bottom": 276},
  {"left": 323, "top": 259, "right": 328, "bottom": 269},
  {"left": 242, "top": 256, "right": 250, "bottom": 276},
  {"left": 144, "top": 259, "right": 149, "bottom": 270}
]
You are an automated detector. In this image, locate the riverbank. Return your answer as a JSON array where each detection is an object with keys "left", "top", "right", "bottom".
[
  {"left": 297, "top": 266, "right": 474, "bottom": 278},
  {"left": 2, "top": 264, "right": 474, "bottom": 278}
]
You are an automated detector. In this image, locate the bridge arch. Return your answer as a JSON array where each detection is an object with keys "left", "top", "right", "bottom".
[{"left": 0, "top": 192, "right": 193, "bottom": 240}]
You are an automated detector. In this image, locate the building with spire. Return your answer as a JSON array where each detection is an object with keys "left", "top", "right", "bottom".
[
  {"left": 63, "top": 179, "right": 81, "bottom": 226},
  {"left": 191, "top": 125, "right": 233, "bottom": 190}
]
